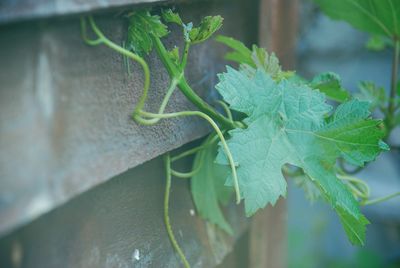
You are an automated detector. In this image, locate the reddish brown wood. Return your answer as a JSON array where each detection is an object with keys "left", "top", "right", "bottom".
[{"left": 249, "top": 0, "right": 298, "bottom": 267}]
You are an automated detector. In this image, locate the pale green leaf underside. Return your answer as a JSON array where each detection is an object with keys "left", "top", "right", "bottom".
[
  {"left": 215, "top": 67, "right": 387, "bottom": 245},
  {"left": 314, "top": 0, "right": 400, "bottom": 38}
]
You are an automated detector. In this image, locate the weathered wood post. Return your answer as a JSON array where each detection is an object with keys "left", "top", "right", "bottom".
[{"left": 249, "top": 1, "right": 298, "bottom": 267}]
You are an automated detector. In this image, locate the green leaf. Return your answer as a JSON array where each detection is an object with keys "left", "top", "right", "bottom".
[
  {"left": 366, "top": 35, "right": 386, "bottom": 51},
  {"left": 161, "top": 9, "right": 183, "bottom": 25},
  {"left": 127, "top": 11, "right": 168, "bottom": 55},
  {"left": 191, "top": 138, "right": 233, "bottom": 235},
  {"left": 216, "top": 35, "right": 293, "bottom": 81},
  {"left": 215, "top": 35, "right": 253, "bottom": 65},
  {"left": 215, "top": 67, "right": 387, "bottom": 245},
  {"left": 287, "top": 74, "right": 309, "bottom": 85},
  {"left": 310, "top": 72, "right": 350, "bottom": 102},
  {"left": 241, "top": 46, "right": 295, "bottom": 81},
  {"left": 167, "top": 46, "right": 180, "bottom": 66},
  {"left": 314, "top": 0, "right": 400, "bottom": 38},
  {"left": 356, "top": 81, "right": 386, "bottom": 111},
  {"left": 189, "top": 16, "right": 223, "bottom": 44},
  {"left": 397, "top": 80, "right": 400, "bottom": 96}
]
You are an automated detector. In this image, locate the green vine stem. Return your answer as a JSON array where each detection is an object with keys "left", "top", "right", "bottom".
[
  {"left": 81, "top": 17, "right": 151, "bottom": 121},
  {"left": 141, "top": 110, "right": 241, "bottom": 203},
  {"left": 215, "top": 100, "right": 233, "bottom": 122},
  {"left": 171, "top": 145, "right": 207, "bottom": 162},
  {"left": 180, "top": 41, "right": 190, "bottom": 70},
  {"left": 387, "top": 40, "right": 400, "bottom": 130},
  {"left": 171, "top": 165, "right": 201, "bottom": 178},
  {"left": 337, "top": 174, "right": 370, "bottom": 200},
  {"left": 135, "top": 77, "right": 180, "bottom": 125},
  {"left": 151, "top": 36, "right": 244, "bottom": 130},
  {"left": 164, "top": 154, "right": 191, "bottom": 268}
]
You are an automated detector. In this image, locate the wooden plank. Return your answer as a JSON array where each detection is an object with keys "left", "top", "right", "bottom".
[
  {"left": 0, "top": 0, "right": 258, "bottom": 237},
  {"left": 249, "top": 0, "right": 299, "bottom": 267},
  {"left": 0, "top": 0, "right": 207, "bottom": 25},
  {"left": 0, "top": 146, "right": 248, "bottom": 267}
]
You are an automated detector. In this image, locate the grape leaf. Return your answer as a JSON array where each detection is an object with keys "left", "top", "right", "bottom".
[
  {"left": 314, "top": 0, "right": 400, "bottom": 38},
  {"left": 127, "top": 11, "right": 168, "bottom": 55},
  {"left": 167, "top": 46, "right": 180, "bottom": 66},
  {"left": 189, "top": 16, "right": 223, "bottom": 44},
  {"left": 191, "top": 138, "right": 233, "bottom": 235},
  {"left": 310, "top": 72, "right": 350, "bottom": 102},
  {"left": 216, "top": 35, "right": 293, "bottom": 81},
  {"left": 356, "top": 81, "right": 386, "bottom": 111},
  {"left": 215, "top": 67, "right": 387, "bottom": 245},
  {"left": 162, "top": 9, "right": 183, "bottom": 25},
  {"left": 215, "top": 35, "right": 254, "bottom": 66}
]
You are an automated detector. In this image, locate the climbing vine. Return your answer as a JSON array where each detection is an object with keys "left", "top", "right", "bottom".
[{"left": 81, "top": 2, "right": 400, "bottom": 267}]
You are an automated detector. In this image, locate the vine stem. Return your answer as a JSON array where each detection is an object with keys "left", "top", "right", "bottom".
[
  {"left": 171, "top": 167, "right": 200, "bottom": 178},
  {"left": 82, "top": 16, "right": 151, "bottom": 118},
  {"left": 151, "top": 36, "right": 243, "bottom": 130},
  {"left": 171, "top": 133, "right": 219, "bottom": 162},
  {"left": 387, "top": 40, "right": 400, "bottom": 130},
  {"left": 164, "top": 154, "right": 191, "bottom": 268},
  {"left": 362, "top": 191, "right": 400, "bottom": 206},
  {"left": 135, "top": 78, "right": 180, "bottom": 125},
  {"left": 171, "top": 145, "right": 207, "bottom": 162},
  {"left": 338, "top": 174, "right": 370, "bottom": 197},
  {"left": 180, "top": 41, "right": 190, "bottom": 70},
  {"left": 215, "top": 100, "right": 233, "bottom": 122},
  {"left": 141, "top": 110, "right": 241, "bottom": 203}
]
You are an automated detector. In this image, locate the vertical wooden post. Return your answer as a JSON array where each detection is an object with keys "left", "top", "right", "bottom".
[
  {"left": 249, "top": 0, "right": 298, "bottom": 267},
  {"left": 258, "top": 0, "right": 298, "bottom": 68}
]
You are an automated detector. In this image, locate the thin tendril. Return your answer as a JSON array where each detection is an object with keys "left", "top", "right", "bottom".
[
  {"left": 171, "top": 164, "right": 202, "bottom": 178},
  {"left": 171, "top": 145, "right": 206, "bottom": 162},
  {"left": 338, "top": 175, "right": 370, "bottom": 194},
  {"left": 362, "top": 192, "right": 400, "bottom": 206},
  {"left": 135, "top": 78, "right": 180, "bottom": 125},
  {"left": 81, "top": 16, "right": 151, "bottom": 118},
  {"left": 164, "top": 154, "right": 191, "bottom": 268},
  {"left": 170, "top": 133, "right": 218, "bottom": 162},
  {"left": 142, "top": 110, "right": 241, "bottom": 204},
  {"left": 215, "top": 100, "right": 233, "bottom": 122}
]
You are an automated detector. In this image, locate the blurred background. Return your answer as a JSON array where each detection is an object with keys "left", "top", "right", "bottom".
[{"left": 289, "top": 1, "right": 400, "bottom": 267}]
